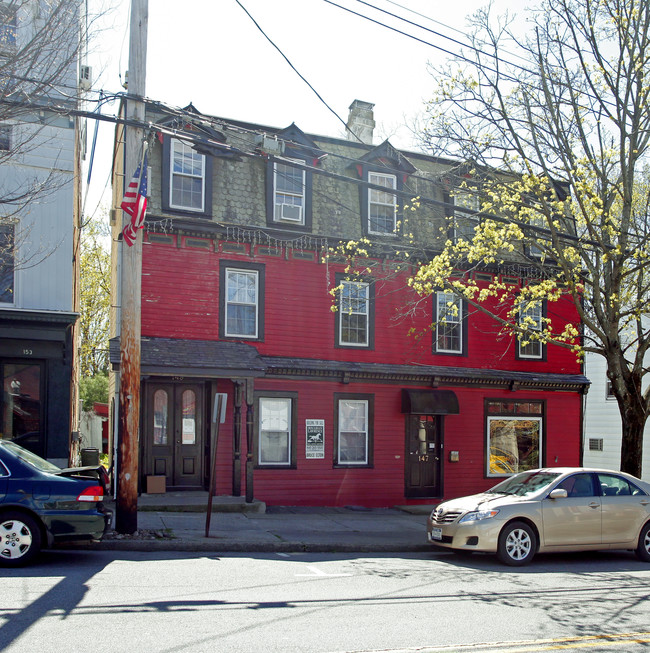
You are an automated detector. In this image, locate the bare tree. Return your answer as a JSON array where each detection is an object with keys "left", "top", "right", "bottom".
[
  {"left": 411, "top": 0, "right": 650, "bottom": 476},
  {"left": 0, "top": 0, "right": 102, "bottom": 287}
]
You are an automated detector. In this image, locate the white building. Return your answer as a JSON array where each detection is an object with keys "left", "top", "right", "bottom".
[
  {"left": 0, "top": 0, "right": 88, "bottom": 465},
  {"left": 583, "top": 352, "right": 650, "bottom": 481}
]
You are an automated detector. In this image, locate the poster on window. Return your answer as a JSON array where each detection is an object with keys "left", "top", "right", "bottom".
[{"left": 306, "top": 419, "right": 325, "bottom": 459}]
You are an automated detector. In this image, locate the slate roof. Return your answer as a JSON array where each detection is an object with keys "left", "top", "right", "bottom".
[{"left": 109, "top": 337, "right": 266, "bottom": 378}]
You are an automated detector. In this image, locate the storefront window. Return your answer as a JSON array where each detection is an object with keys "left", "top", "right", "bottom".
[
  {"left": 486, "top": 400, "right": 543, "bottom": 477},
  {"left": 1, "top": 362, "right": 42, "bottom": 455}
]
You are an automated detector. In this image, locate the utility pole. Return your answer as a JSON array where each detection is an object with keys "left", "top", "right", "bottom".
[{"left": 116, "top": 0, "right": 148, "bottom": 534}]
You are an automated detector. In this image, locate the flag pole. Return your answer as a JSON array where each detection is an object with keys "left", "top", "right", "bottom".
[{"left": 116, "top": 0, "right": 148, "bottom": 534}]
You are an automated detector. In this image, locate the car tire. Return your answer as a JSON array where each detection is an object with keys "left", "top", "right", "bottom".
[
  {"left": 635, "top": 522, "right": 650, "bottom": 562},
  {"left": 0, "top": 512, "right": 43, "bottom": 567},
  {"left": 496, "top": 521, "right": 536, "bottom": 566}
]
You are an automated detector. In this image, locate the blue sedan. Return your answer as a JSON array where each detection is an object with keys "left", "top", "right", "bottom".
[{"left": 0, "top": 440, "right": 112, "bottom": 566}]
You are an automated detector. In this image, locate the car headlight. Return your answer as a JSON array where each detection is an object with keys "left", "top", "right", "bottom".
[{"left": 458, "top": 509, "right": 499, "bottom": 523}]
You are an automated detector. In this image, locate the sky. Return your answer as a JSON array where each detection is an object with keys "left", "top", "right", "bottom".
[{"left": 84, "top": 0, "right": 529, "bottom": 218}]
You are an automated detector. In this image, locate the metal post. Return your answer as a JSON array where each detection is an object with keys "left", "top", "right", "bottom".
[
  {"left": 232, "top": 381, "right": 242, "bottom": 496},
  {"left": 116, "top": 0, "right": 148, "bottom": 534},
  {"left": 245, "top": 378, "right": 255, "bottom": 503}
]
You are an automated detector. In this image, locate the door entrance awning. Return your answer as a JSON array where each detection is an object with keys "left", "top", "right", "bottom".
[{"left": 401, "top": 389, "right": 459, "bottom": 415}]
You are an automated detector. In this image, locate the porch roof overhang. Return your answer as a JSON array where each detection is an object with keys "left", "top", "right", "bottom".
[
  {"left": 109, "top": 337, "right": 266, "bottom": 378},
  {"left": 401, "top": 389, "right": 459, "bottom": 415}
]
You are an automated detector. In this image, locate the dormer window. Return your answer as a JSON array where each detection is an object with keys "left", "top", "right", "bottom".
[
  {"left": 273, "top": 160, "right": 305, "bottom": 225},
  {"left": 368, "top": 172, "right": 397, "bottom": 235},
  {"left": 355, "top": 140, "right": 415, "bottom": 238},
  {"left": 452, "top": 189, "right": 480, "bottom": 242},
  {"left": 162, "top": 136, "right": 212, "bottom": 216},
  {"left": 170, "top": 139, "right": 205, "bottom": 211}
]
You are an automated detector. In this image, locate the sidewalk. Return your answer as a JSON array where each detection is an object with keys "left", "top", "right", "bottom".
[{"left": 87, "top": 493, "right": 435, "bottom": 554}]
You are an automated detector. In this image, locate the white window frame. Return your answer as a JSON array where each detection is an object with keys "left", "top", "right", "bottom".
[
  {"left": 435, "top": 292, "right": 463, "bottom": 354},
  {"left": 273, "top": 160, "right": 305, "bottom": 224},
  {"left": 258, "top": 397, "right": 292, "bottom": 466},
  {"left": 517, "top": 302, "right": 543, "bottom": 359},
  {"left": 339, "top": 280, "right": 369, "bottom": 347},
  {"left": 225, "top": 268, "right": 259, "bottom": 339},
  {"left": 368, "top": 172, "right": 397, "bottom": 235},
  {"left": 169, "top": 138, "right": 205, "bottom": 212},
  {"left": 337, "top": 399, "right": 369, "bottom": 465},
  {"left": 487, "top": 415, "right": 543, "bottom": 477}
]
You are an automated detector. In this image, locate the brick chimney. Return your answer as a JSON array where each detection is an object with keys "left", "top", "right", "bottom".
[{"left": 346, "top": 100, "right": 375, "bottom": 145}]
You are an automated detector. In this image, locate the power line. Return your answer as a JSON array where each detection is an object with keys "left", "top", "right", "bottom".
[{"left": 234, "top": 0, "right": 362, "bottom": 143}]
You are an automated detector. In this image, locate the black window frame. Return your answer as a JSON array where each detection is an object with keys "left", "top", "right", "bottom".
[
  {"left": 265, "top": 156, "right": 313, "bottom": 231},
  {"left": 333, "top": 392, "right": 374, "bottom": 468},
  {"left": 0, "top": 124, "right": 10, "bottom": 151},
  {"left": 360, "top": 164, "right": 404, "bottom": 237},
  {"left": 162, "top": 136, "right": 213, "bottom": 217},
  {"left": 484, "top": 398, "right": 545, "bottom": 478},
  {"left": 515, "top": 299, "right": 547, "bottom": 361},
  {"left": 0, "top": 222, "right": 15, "bottom": 304},
  {"left": 219, "top": 260, "right": 265, "bottom": 341},
  {"left": 254, "top": 390, "right": 298, "bottom": 469},
  {"left": 334, "top": 272, "right": 375, "bottom": 350},
  {"left": 432, "top": 290, "right": 468, "bottom": 356}
]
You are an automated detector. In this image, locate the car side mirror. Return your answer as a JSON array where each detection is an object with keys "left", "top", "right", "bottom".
[{"left": 549, "top": 488, "right": 568, "bottom": 499}]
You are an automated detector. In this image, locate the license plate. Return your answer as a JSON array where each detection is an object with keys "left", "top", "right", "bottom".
[{"left": 430, "top": 527, "right": 442, "bottom": 541}]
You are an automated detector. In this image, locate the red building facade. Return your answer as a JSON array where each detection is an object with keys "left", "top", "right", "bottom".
[{"left": 111, "top": 101, "right": 588, "bottom": 507}]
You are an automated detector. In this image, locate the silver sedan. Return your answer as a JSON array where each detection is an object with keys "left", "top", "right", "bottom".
[{"left": 427, "top": 467, "right": 650, "bottom": 565}]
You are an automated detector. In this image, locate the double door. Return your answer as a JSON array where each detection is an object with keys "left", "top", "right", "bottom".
[{"left": 144, "top": 382, "right": 204, "bottom": 489}]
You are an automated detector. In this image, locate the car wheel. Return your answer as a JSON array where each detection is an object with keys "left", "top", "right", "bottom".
[
  {"left": 635, "top": 522, "right": 650, "bottom": 562},
  {"left": 0, "top": 512, "right": 43, "bottom": 567},
  {"left": 496, "top": 521, "right": 536, "bottom": 566}
]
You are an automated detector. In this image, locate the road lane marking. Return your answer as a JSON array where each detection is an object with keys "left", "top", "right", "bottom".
[{"left": 295, "top": 565, "right": 352, "bottom": 577}]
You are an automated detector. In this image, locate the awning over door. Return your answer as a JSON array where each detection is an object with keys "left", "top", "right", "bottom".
[{"left": 401, "top": 389, "right": 459, "bottom": 415}]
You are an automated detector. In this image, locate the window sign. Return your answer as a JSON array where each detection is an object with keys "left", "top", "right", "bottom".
[{"left": 306, "top": 419, "right": 325, "bottom": 459}]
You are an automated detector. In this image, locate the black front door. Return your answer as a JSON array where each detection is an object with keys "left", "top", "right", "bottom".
[
  {"left": 144, "top": 382, "right": 204, "bottom": 489},
  {"left": 405, "top": 415, "right": 443, "bottom": 498}
]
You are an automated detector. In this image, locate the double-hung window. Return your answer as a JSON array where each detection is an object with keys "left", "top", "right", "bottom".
[
  {"left": 0, "top": 5, "right": 16, "bottom": 48},
  {"left": 258, "top": 397, "right": 293, "bottom": 466},
  {"left": 368, "top": 172, "right": 397, "bottom": 235},
  {"left": 434, "top": 291, "right": 464, "bottom": 354},
  {"left": 170, "top": 138, "right": 206, "bottom": 212},
  {"left": 335, "top": 394, "right": 373, "bottom": 466},
  {"left": 274, "top": 160, "right": 305, "bottom": 224},
  {"left": 220, "top": 262, "right": 265, "bottom": 340},
  {"left": 517, "top": 301, "right": 543, "bottom": 359},
  {"left": 337, "top": 279, "right": 373, "bottom": 348},
  {"left": 0, "top": 223, "right": 14, "bottom": 304},
  {"left": 0, "top": 125, "right": 10, "bottom": 151},
  {"left": 452, "top": 190, "right": 480, "bottom": 241}
]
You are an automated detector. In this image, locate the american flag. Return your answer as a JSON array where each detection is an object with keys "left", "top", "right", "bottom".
[{"left": 121, "top": 150, "right": 148, "bottom": 247}]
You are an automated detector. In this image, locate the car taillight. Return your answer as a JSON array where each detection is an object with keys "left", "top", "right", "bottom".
[{"left": 77, "top": 486, "right": 104, "bottom": 502}]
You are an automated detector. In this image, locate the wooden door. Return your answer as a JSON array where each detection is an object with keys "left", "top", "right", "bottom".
[
  {"left": 405, "top": 415, "right": 443, "bottom": 498},
  {"left": 145, "top": 382, "right": 204, "bottom": 489}
]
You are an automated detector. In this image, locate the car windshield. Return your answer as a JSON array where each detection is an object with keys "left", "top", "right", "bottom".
[
  {"left": 1, "top": 441, "right": 61, "bottom": 473},
  {"left": 486, "top": 470, "right": 562, "bottom": 496}
]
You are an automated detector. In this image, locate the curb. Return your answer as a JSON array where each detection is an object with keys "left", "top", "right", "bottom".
[{"left": 59, "top": 539, "right": 434, "bottom": 554}]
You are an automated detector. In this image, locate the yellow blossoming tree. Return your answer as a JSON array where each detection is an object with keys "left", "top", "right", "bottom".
[{"left": 414, "top": 0, "right": 650, "bottom": 477}]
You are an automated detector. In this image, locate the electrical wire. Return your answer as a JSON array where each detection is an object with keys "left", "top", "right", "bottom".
[{"left": 234, "top": 0, "right": 363, "bottom": 143}]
